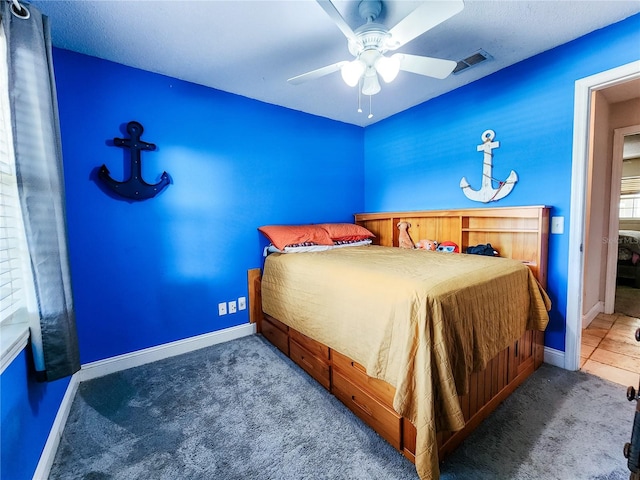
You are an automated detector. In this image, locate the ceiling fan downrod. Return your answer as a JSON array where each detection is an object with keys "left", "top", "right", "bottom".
[{"left": 358, "top": 0, "right": 382, "bottom": 23}]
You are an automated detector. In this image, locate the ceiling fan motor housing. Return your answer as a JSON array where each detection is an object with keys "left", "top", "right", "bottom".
[
  {"left": 349, "top": 0, "right": 389, "bottom": 58},
  {"left": 349, "top": 24, "right": 390, "bottom": 58}
]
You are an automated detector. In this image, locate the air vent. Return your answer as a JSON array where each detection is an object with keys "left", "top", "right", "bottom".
[{"left": 453, "top": 49, "right": 492, "bottom": 75}]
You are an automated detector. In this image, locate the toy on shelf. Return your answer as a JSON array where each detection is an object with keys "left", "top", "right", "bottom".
[
  {"left": 437, "top": 241, "right": 459, "bottom": 253},
  {"left": 466, "top": 243, "right": 499, "bottom": 256},
  {"left": 397, "top": 221, "right": 415, "bottom": 249},
  {"left": 416, "top": 239, "right": 438, "bottom": 251}
]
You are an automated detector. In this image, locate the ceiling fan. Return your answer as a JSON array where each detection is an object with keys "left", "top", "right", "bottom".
[{"left": 288, "top": 0, "right": 464, "bottom": 96}]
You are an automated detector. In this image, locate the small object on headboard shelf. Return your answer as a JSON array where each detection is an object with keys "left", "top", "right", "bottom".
[
  {"left": 459, "top": 129, "right": 518, "bottom": 203},
  {"left": 436, "top": 241, "right": 459, "bottom": 253},
  {"left": 397, "top": 221, "right": 415, "bottom": 249},
  {"left": 466, "top": 243, "right": 499, "bottom": 256},
  {"left": 416, "top": 239, "right": 438, "bottom": 250},
  {"left": 98, "top": 121, "right": 170, "bottom": 200}
]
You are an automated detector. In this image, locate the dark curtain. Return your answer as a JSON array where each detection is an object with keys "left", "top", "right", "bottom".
[{"left": 2, "top": 1, "right": 80, "bottom": 381}]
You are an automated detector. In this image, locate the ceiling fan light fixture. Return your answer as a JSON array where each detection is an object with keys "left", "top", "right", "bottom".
[
  {"left": 361, "top": 70, "right": 381, "bottom": 96},
  {"left": 341, "top": 59, "right": 366, "bottom": 87},
  {"left": 375, "top": 54, "right": 401, "bottom": 83}
]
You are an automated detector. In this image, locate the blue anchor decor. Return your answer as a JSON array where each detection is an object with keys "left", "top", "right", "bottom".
[
  {"left": 98, "top": 121, "right": 170, "bottom": 200},
  {"left": 459, "top": 130, "right": 517, "bottom": 203}
]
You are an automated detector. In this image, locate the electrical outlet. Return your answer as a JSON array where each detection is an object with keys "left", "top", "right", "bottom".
[
  {"left": 229, "top": 300, "right": 237, "bottom": 314},
  {"left": 238, "top": 296, "right": 246, "bottom": 310},
  {"left": 218, "top": 302, "right": 227, "bottom": 316}
]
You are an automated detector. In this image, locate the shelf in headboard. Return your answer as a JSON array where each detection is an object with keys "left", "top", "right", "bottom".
[
  {"left": 462, "top": 228, "right": 540, "bottom": 232},
  {"left": 354, "top": 206, "right": 550, "bottom": 288}
]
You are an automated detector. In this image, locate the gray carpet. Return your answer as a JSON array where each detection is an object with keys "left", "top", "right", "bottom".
[
  {"left": 49, "top": 335, "right": 635, "bottom": 480},
  {"left": 616, "top": 284, "right": 640, "bottom": 318}
]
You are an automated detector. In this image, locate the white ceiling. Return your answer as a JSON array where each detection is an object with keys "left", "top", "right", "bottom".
[{"left": 28, "top": 0, "right": 640, "bottom": 127}]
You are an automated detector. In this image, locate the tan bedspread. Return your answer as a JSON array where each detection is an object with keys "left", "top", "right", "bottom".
[{"left": 261, "top": 245, "right": 550, "bottom": 480}]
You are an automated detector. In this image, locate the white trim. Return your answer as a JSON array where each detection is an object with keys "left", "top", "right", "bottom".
[
  {"left": 582, "top": 301, "right": 604, "bottom": 329},
  {"left": 32, "top": 373, "right": 79, "bottom": 480},
  {"left": 77, "top": 323, "right": 256, "bottom": 382},
  {"left": 544, "top": 346, "right": 565, "bottom": 369},
  {"left": 0, "top": 323, "right": 29, "bottom": 375},
  {"left": 567, "top": 61, "right": 640, "bottom": 372}
]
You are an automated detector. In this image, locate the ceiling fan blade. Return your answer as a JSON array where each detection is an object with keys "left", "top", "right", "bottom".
[
  {"left": 387, "top": 0, "right": 464, "bottom": 50},
  {"left": 287, "top": 61, "right": 348, "bottom": 85},
  {"left": 316, "top": 0, "right": 357, "bottom": 42},
  {"left": 395, "top": 53, "right": 456, "bottom": 79}
]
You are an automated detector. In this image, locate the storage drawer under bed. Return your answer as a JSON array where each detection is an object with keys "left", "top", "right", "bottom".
[
  {"left": 331, "top": 368, "right": 402, "bottom": 450},
  {"left": 331, "top": 349, "right": 396, "bottom": 407},
  {"left": 290, "top": 339, "right": 330, "bottom": 390},
  {"left": 261, "top": 314, "right": 289, "bottom": 355}
]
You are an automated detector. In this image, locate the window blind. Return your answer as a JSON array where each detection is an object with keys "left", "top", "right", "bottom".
[
  {"left": 0, "top": 142, "right": 25, "bottom": 324},
  {"left": 621, "top": 176, "right": 640, "bottom": 195},
  {"left": 0, "top": 23, "right": 31, "bottom": 328}
]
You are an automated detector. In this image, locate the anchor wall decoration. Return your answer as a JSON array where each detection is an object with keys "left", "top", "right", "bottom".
[
  {"left": 98, "top": 121, "right": 170, "bottom": 200},
  {"left": 459, "top": 130, "right": 517, "bottom": 203}
]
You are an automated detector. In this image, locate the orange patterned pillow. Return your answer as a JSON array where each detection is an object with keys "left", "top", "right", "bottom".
[
  {"left": 316, "top": 223, "right": 375, "bottom": 241},
  {"left": 258, "top": 225, "right": 334, "bottom": 251}
]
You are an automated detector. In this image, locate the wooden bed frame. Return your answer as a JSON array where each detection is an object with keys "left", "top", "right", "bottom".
[{"left": 248, "top": 205, "right": 550, "bottom": 465}]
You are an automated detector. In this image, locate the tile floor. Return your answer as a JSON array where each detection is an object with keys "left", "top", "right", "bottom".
[{"left": 581, "top": 312, "right": 640, "bottom": 387}]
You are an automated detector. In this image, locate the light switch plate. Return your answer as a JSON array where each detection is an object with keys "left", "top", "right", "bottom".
[{"left": 551, "top": 216, "right": 564, "bottom": 234}]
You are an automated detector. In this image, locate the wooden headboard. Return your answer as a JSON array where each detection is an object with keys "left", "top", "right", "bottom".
[
  {"left": 248, "top": 205, "right": 550, "bottom": 323},
  {"left": 354, "top": 205, "right": 550, "bottom": 288}
]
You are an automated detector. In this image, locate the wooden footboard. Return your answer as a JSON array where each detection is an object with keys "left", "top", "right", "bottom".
[{"left": 258, "top": 312, "right": 544, "bottom": 463}]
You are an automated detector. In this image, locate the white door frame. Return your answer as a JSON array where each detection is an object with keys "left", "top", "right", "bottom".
[
  {"left": 604, "top": 125, "right": 640, "bottom": 313},
  {"left": 566, "top": 61, "right": 640, "bottom": 371}
]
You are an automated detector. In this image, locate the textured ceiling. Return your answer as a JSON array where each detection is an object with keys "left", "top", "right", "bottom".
[{"left": 29, "top": 0, "right": 640, "bottom": 127}]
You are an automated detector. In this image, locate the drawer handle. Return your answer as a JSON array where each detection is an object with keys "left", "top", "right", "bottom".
[
  {"left": 351, "top": 395, "right": 373, "bottom": 417},
  {"left": 350, "top": 361, "right": 366, "bottom": 374}
]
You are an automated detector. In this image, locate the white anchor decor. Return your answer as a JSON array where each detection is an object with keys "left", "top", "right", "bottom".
[{"left": 460, "top": 130, "right": 518, "bottom": 203}]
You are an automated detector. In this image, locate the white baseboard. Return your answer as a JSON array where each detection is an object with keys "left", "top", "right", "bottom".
[
  {"left": 544, "top": 346, "right": 566, "bottom": 369},
  {"left": 34, "top": 323, "right": 256, "bottom": 479},
  {"left": 77, "top": 322, "right": 256, "bottom": 382},
  {"left": 32, "top": 374, "right": 80, "bottom": 480},
  {"left": 582, "top": 301, "right": 604, "bottom": 329}
]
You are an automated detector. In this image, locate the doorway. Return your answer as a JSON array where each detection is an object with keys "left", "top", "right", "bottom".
[
  {"left": 566, "top": 61, "right": 640, "bottom": 381},
  {"left": 581, "top": 128, "right": 640, "bottom": 385}
]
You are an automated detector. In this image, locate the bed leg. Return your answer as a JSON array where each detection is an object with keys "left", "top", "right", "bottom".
[{"left": 248, "top": 268, "right": 262, "bottom": 331}]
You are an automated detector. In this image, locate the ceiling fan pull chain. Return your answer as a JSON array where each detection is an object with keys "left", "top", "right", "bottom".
[
  {"left": 357, "top": 79, "right": 363, "bottom": 113},
  {"left": 368, "top": 94, "right": 373, "bottom": 119}
]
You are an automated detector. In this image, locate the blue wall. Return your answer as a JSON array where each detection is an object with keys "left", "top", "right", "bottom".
[
  {"left": 364, "top": 14, "right": 640, "bottom": 351},
  {"left": 53, "top": 49, "right": 364, "bottom": 363},
  {"left": 0, "top": 350, "right": 70, "bottom": 480}
]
